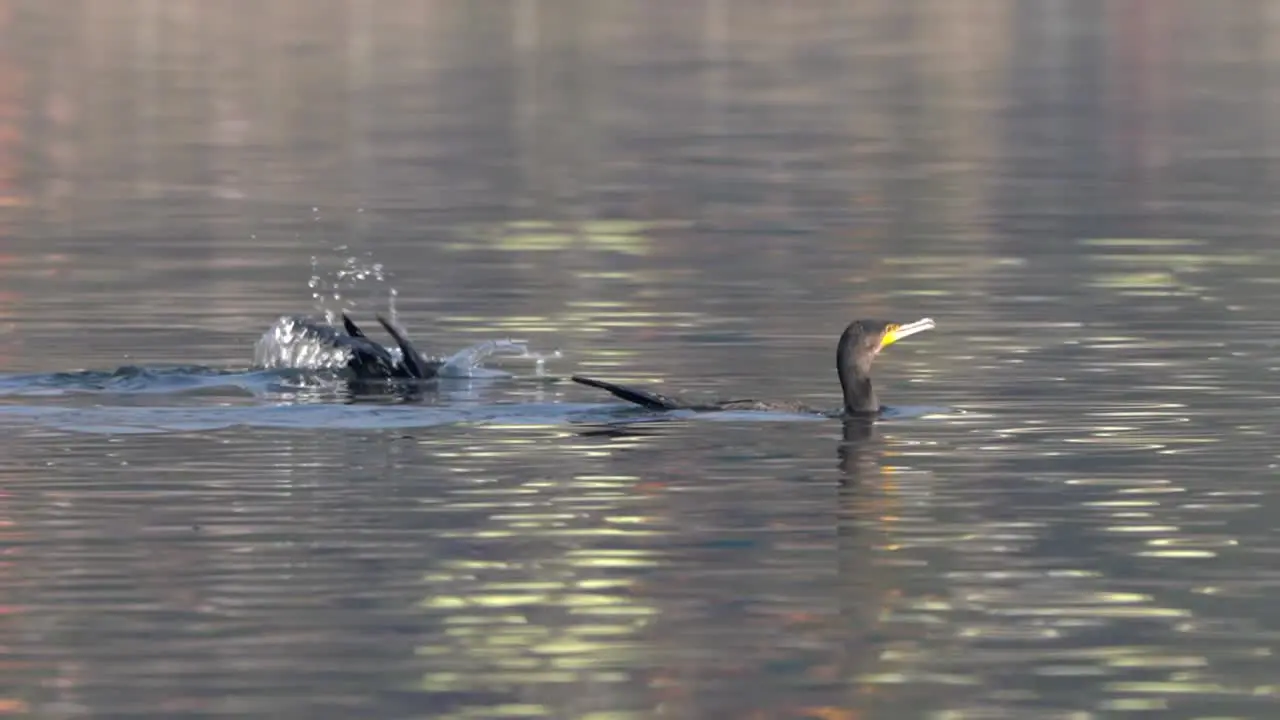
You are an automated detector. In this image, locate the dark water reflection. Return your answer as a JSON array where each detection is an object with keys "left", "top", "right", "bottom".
[{"left": 3, "top": 0, "right": 1280, "bottom": 717}]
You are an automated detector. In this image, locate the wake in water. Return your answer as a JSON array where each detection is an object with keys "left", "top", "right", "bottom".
[{"left": 0, "top": 316, "right": 562, "bottom": 400}]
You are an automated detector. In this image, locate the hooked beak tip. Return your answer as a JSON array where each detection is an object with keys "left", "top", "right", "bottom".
[{"left": 882, "top": 317, "right": 936, "bottom": 347}]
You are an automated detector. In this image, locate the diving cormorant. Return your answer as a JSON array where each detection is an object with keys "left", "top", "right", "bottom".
[{"left": 303, "top": 313, "right": 439, "bottom": 380}]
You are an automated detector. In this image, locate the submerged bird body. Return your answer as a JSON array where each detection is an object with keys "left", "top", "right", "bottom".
[
  {"left": 291, "top": 313, "right": 439, "bottom": 381},
  {"left": 572, "top": 318, "right": 935, "bottom": 417}
]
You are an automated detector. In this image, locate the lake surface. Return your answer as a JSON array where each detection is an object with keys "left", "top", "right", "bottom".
[{"left": 2, "top": 1, "right": 1280, "bottom": 717}]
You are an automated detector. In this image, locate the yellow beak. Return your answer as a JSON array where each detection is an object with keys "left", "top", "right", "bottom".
[{"left": 881, "top": 317, "right": 936, "bottom": 348}]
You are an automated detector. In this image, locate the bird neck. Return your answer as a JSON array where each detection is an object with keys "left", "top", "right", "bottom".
[
  {"left": 838, "top": 364, "right": 879, "bottom": 414},
  {"left": 836, "top": 336, "right": 879, "bottom": 415}
]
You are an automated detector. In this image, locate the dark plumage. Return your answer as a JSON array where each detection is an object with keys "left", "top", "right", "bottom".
[
  {"left": 295, "top": 313, "right": 441, "bottom": 381},
  {"left": 572, "top": 318, "right": 935, "bottom": 417}
]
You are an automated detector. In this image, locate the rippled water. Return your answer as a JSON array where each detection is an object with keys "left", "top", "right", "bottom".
[{"left": 2, "top": 1, "right": 1280, "bottom": 718}]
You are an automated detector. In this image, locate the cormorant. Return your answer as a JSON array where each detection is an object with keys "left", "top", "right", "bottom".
[
  {"left": 571, "top": 317, "right": 935, "bottom": 416},
  {"left": 299, "top": 313, "right": 440, "bottom": 380}
]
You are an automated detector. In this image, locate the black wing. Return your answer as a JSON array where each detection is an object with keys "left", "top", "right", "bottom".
[
  {"left": 342, "top": 313, "right": 368, "bottom": 338},
  {"left": 376, "top": 315, "right": 434, "bottom": 380},
  {"left": 282, "top": 315, "right": 405, "bottom": 380}
]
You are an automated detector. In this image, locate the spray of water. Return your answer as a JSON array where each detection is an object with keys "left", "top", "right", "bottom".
[
  {"left": 278, "top": 246, "right": 563, "bottom": 378},
  {"left": 252, "top": 316, "right": 562, "bottom": 378},
  {"left": 438, "top": 339, "right": 562, "bottom": 378},
  {"left": 252, "top": 316, "right": 353, "bottom": 370},
  {"left": 309, "top": 247, "right": 394, "bottom": 325}
]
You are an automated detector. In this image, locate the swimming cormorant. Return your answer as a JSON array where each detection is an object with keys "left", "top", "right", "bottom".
[{"left": 571, "top": 318, "right": 935, "bottom": 416}]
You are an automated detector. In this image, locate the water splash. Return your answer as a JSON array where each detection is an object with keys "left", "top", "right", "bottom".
[
  {"left": 438, "top": 339, "right": 563, "bottom": 379},
  {"left": 308, "top": 248, "right": 394, "bottom": 324},
  {"left": 252, "top": 316, "right": 563, "bottom": 379},
  {"left": 253, "top": 316, "right": 354, "bottom": 370},
  {"left": 288, "top": 247, "right": 561, "bottom": 377}
]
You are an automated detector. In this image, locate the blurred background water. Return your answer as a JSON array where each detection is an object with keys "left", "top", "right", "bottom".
[{"left": 2, "top": 1, "right": 1280, "bottom": 718}]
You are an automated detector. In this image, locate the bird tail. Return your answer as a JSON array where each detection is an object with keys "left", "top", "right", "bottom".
[{"left": 571, "top": 375, "right": 684, "bottom": 411}]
